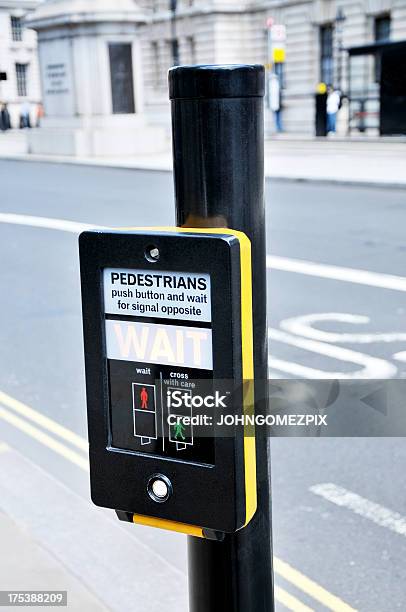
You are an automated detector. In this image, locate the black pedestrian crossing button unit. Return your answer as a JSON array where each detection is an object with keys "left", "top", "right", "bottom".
[{"left": 79, "top": 227, "right": 256, "bottom": 538}]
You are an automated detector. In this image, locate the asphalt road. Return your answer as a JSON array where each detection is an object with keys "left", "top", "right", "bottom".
[{"left": 0, "top": 159, "right": 406, "bottom": 611}]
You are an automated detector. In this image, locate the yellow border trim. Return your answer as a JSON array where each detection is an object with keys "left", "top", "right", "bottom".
[
  {"left": 235, "top": 231, "right": 257, "bottom": 526},
  {"left": 133, "top": 514, "right": 204, "bottom": 538},
  {"left": 113, "top": 226, "right": 257, "bottom": 533}
]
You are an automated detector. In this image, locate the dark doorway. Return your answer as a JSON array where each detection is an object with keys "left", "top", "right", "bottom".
[
  {"left": 380, "top": 42, "right": 406, "bottom": 135},
  {"left": 108, "top": 43, "right": 136, "bottom": 114}
]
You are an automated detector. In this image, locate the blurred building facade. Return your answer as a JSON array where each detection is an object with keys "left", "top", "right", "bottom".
[
  {"left": 0, "top": 0, "right": 41, "bottom": 126},
  {"left": 26, "top": 0, "right": 166, "bottom": 156},
  {"left": 138, "top": 0, "right": 406, "bottom": 134}
]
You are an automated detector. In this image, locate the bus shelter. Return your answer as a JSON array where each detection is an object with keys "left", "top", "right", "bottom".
[{"left": 347, "top": 40, "right": 406, "bottom": 136}]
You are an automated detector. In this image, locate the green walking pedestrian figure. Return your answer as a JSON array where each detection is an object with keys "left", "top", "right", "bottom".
[{"left": 173, "top": 420, "right": 186, "bottom": 441}]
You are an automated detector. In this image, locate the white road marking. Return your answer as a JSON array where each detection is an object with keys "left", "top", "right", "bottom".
[
  {"left": 280, "top": 313, "right": 406, "bottom": 344},
  {"left": 310, "top": 483, "right": 406, "bottom": 538},
  {"left": 393, "top": 351, "right": 406, "bottom": 362},
  {"left": 0, "top": 213, "right": 102, "bottom": 233},
  {"left": 268, "top": 356, "right": 334, "bottom": 379},
  {"left": 1, "top": 213, "right": 406, "bottom": 294},
  {"left": 268, "top": 254, "right": 406, "bottom": 292},
  {"left": 268, "top": 328, "right": 397, "bottom": 379}
]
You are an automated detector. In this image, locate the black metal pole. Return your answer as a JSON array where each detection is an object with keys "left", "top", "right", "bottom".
[{"left": 169, "top": 65, "right": 274, "bottom": 612}]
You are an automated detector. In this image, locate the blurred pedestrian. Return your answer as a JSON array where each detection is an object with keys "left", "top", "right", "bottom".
[
  {"left": 19, "top": 101, "right": 31, "bottom": 128},
  {"left": 269, "top": 72, "right": 283, "bottom": 133},
  {"left": 326, "top": 85, "right": 341, "bottom": 134},
  {"left": 35, "top": 102, "right": 44, "bottom": 127},
  {"left": 0, "top": 102, "right": 11, "bottom": 131}
]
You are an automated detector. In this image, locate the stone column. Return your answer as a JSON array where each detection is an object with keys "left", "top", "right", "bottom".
[{"left": 27, "top": 0, "right": 166, "bottom": 156}]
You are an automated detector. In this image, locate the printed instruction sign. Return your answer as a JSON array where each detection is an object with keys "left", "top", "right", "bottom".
[
  {"left": 104, "top": 265, "right": 214, "bottom": 461},
  {"left": 103, "top": 268, "right": 211, "bottom": 323}
]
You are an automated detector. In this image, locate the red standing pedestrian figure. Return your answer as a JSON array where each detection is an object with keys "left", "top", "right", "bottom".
[{"left": 140, "top": 387, "right": 148, "bottom": 409}]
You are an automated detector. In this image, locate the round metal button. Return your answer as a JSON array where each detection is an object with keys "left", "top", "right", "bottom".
[{"left": 147, "top": 474, "right": 172, "bottom": 503}]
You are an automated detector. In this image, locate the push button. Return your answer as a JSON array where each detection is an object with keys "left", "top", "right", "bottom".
[{"left": 147, "top": 474, "right": 172, "bottom": 503}]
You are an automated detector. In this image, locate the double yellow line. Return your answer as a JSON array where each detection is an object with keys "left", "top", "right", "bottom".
[
  {"left": 0, "top": 389, "right": 356, "bottom": 612},
  {"left": 0, "top": 390, "right": 88, "bottom": 471}
]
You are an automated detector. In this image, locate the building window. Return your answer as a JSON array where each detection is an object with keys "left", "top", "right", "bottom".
[
  {"left": 108, "top": 43, "right": 135, "bottom": 114},
  {"left": 11, "top": 16, "right": 23, "bottom": 42},
  {"left": 151, "top": 41, "right": 160, "bottom": 88},
  {"left": 186, "top": 36, "right": 196, "bottom": 65},
  {"left": 15, "top": 63, "right": 28, "bottom": 96},
  {"left": 320, "top": 24, "right": 334, "bottom": 85},
  {"left": 374, "top": 14, "right": 391, "bottom": 42},
  {"left": 374, "top": 14, "right": 391, "bottom": 81}
]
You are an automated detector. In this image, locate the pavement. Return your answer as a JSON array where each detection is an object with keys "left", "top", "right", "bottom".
[
  {"left": 0, "top": 443, "right": 187, "bottom": 612},
  {"left": 1, "top": 161, "right": 406, "bottom": 610},
  {"left": 0, "top": 446, "right": 109, "bottom": 612},
  {"left": 1, "top": 129, "right": 406, "bottom": 187}
]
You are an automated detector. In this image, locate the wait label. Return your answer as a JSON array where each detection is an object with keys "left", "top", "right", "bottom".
[{"left": 105, "top": 320, "right": 213, "bottom": 370}]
